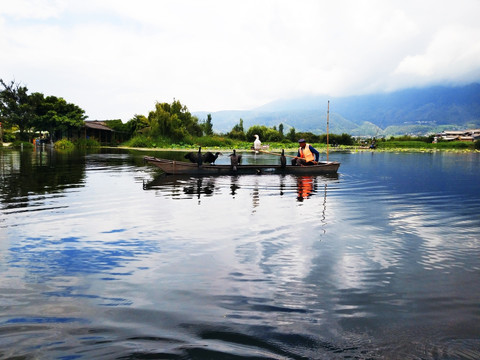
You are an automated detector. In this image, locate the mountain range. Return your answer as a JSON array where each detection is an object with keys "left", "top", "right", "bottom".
[{"left": 194, "top": 83, "right": 480, "bottom": 136}]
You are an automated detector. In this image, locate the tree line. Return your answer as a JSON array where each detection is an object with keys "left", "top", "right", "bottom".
[
  {"left": 1, "top": 78, "right": 353, "bottom": 147},
  {"left": 0, "top": 79, "right": 86, "bottom": 142}
]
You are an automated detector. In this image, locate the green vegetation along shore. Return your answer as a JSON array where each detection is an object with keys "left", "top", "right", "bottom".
[{"left": 2, "top": 82, "right": 479, "bottom": 154}]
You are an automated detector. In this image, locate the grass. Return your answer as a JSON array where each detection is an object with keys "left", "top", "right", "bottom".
[
  {"left": 376, "top": 140, "right": 476, "bottom": 152},
  {"left": 105, "top": 134, "right": 480, "bottom": 153}
]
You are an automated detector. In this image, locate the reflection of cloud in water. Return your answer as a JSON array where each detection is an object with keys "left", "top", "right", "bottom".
[
  {"left": 387, "top": 200, "right": 480, "bottom": 271},
  {"left": 8, "top": 234, "right": 158, "bottom": 282}
]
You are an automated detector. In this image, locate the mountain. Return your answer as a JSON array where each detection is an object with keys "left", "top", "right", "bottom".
[{"left": 194, "top": 83, "right": 480, "bottom": 136}]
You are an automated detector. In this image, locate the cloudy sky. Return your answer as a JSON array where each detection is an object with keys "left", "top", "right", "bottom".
[{"left": 1, "top": 0, "right": 479, "bottom": 121}]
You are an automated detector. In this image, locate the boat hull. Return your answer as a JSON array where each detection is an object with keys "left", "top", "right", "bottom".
[{"left": 144, "top": 156, "right": 340, "bottom": 175}]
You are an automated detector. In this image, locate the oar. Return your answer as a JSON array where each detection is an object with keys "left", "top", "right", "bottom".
[
  {"left": 259, "top": 149, "right": 321, "bottom": 165},
  {"left": 259, "top": 149, "right": 300, "bottom": 159}
]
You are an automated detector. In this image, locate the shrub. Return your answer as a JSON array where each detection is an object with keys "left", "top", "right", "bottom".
[
  {"left": 2, "top": 130, "right": 16, "bottom": 142},
  {"left": 475, "top": 140, "right": 480, "bottom": 150},
  {"left": 124, "top": 135, "right": 154, "bottom": 148},
  {"left": 54, "top": 139, "right": 75, "bottom": 150},
  {"left": 434, "top": 141, "right": 471, "bottom": 149},
  {"left": 196, "top": 136, "right": 234, "bottom": 147},
  {"left": 12, "top": 141, "right": 34, "bottom": 149}
]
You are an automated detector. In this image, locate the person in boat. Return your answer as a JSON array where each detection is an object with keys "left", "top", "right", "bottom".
[{"left": 292, "top": 139, "right": 319, "bottom": 166}]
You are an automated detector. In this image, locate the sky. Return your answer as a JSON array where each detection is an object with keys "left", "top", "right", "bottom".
[{"left": 1, "top": 0, "right": 480, "bottom": 122}]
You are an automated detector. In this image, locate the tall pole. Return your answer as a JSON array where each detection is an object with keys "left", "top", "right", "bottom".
[{"left": 326, "top": 100, "right": 330, "bottom": 161}]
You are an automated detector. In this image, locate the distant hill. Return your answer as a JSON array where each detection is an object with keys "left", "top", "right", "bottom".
[{"left": 194, "top": 83, "right": 480, "bottom": 136}]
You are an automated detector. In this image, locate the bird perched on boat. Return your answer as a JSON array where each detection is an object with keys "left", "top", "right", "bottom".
[
  {"left": 184, "top": 147, "right": 203, "bottom": 165},
  {"left": 280, "top": 149, "right": 287, "bottom": 168},
  {"left": 202, "top": 151, "right": 221, "bottom": 165},
  {"left": 253, "top": 134, "right": 261, "bottom": 153},
  {"left": 184, "top": 152, "right": 199, "bottom": 163},
  {"left": 229, "top": 149, "right": 242, "bottom": 172}
]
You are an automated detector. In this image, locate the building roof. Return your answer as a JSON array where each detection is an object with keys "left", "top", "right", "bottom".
[
  {"left": 84, "top": 121, "right": 113, "bottom": 131},
  {"left": 442, "top": 130, "right": 468, "bottom": 135}
]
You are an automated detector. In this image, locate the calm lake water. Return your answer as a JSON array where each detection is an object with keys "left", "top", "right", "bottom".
[{"left": 1, "top": 147, "right": 479, "bottom": 359}]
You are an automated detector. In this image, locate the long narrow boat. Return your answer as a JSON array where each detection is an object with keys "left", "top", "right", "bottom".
[{"left": 144, "top": 156, "right": 340, "bottom": 175}]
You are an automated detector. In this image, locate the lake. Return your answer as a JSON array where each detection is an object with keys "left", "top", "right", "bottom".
[{"left": 1, "top": 147, "right": 479, "bottom": 359}]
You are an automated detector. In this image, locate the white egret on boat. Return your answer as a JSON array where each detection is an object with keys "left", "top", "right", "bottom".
[{"left": 253, "top": 134, "right": 261, "bottom": 153}]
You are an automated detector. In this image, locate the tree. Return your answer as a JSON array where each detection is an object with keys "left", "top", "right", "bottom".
[
  {"left": 33, "top": 95, "right": 86, "bottom": 140},
  {"left": 246, "top": 125, "right": 268, "bottom": 142},
  {"left": 227, "top": 118, "right": 246, "bottom": 140},
  {"left": 146, "top": 99, "right": 202, "bottom": 141},
  {"left": 232, "top": 118, "right": 244, "bottom": 133},
  {"left": 201, "top": 114, "right": 214, "bottom": 136},
  {"left": 246, "top": 125, "right": 285, "bottom": 142},
  {"left": 125, "top": 114, "right": 149, "bottom": 135},
  {"left": 1, "top": 79, "right": 87, "bottom": 142},
  {"left": 0, "top": 79, "right": 35, "bottom": 140},
  {"left": 286, "top": 127, "right": 296, "bottom": 142}
]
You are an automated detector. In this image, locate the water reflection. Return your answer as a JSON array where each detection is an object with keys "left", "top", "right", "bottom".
[
  {"left": 296, "top": 175, "right": 314, "bottom": 201},
  {"left": 2, "top": 149, "right": 479, "bottom": 359},
  {"left": 143, "top": 173, "right": 337, "bottom": 204},
  {"left": 0, "top": 149, "right": 86, "bottom": 212}
]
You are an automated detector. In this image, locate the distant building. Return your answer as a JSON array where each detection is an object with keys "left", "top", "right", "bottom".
[
  {"left": 437, "top": 129, "right": 480, "bottom": 142},
  {"left": 83, "top": 121, "right": 114, "bottom": 144}
]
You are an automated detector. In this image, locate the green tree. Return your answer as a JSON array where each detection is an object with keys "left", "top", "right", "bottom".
[
  {"left": 227, "top": 118, "right": 246, "bottom": 140},
  {"left": 286, "top": 127, "right": 296, "bottom": 142},
  {"left": 279, "top": 123, "right": 284, "bottom": 137},
  {"left": 1, "top": 79, "right": 87, "bottom": 142},
  {"left": 201, "top": 113, "right": 214, "bottom": 136},
  {"left": 146, "top": 99, "right": 202, "bottom": 141},
  {"left": 34, "top": 95, "right": 86, "bottom": 140},
  {"left": 0, "top": 79, "right": 35, "bottom": 140},
  {"left": 246, "top": 125, "right": 268, "bottom": 142},
  {"left": 296, "top": 131, "right": 320, "bottom": 143},
  {"left": 126, "top": 114, "right": 149, "bottom": 135},
  {"left": 264, "top": 128, "right": 283, "bottom": 141}
]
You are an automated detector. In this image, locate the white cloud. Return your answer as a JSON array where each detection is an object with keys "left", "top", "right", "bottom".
[
  {"left": 0, "top": 0, "right": 66, "bottom": 19},
  {"left": 1, "top": 0, "right": 479, "bottom": 121},
  {"left": 392, "top": 25, "right": 480, "bottom": 86}
]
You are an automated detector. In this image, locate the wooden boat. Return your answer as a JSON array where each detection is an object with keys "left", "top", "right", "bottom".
[{"left": 144, "top": 156, "right": 340, "bottom": 175}]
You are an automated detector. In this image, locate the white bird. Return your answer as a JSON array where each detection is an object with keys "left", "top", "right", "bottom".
[{"left": 253, "top": 134, "right": 261, "bottom": 153}]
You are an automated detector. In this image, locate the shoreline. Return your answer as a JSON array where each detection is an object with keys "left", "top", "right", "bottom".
[
  {"left": 2, "top": 143, "right": 478, "bottom": 154},
  {"left": 111, "top": 145, "right": 479, "bottom": 154}
]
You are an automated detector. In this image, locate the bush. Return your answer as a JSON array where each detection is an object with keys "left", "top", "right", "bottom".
[
  {"left": 475, "top": 140, "right": 480, "bottom": 150},
  {"left": 379, "top": 140, "right": 429, "bottom": 149},
  {"left": 195, "top": 136, "right": 234, "bottom": 147},
  {"left": 54, "top": 139, "right": 75, "bottom": 150},
  {"left": 2, "top": 130, "right": 16, "bottom": 142},
  {"left": 434, "top": 141, "right": 472, "bottom": 150},
  {"left": 124, "top": 135, "right": 154, "bottom": 148},
  {"left": 12, "top": 141, "right": 34, "bottom": 149},
  {"left": 388, "top": 135, "right": 432, "bottom": 143},
  {"left": 227, "top": 130, "right": 246, "bottom": 141},
  {"left": 325, "top": 133, "right": 354, "bottom": 145}
]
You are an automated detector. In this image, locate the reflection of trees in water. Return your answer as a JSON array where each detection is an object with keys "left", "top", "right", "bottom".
[{"left": 0, "top": 149, "right": 86, "bottom": 209}]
